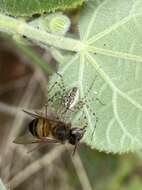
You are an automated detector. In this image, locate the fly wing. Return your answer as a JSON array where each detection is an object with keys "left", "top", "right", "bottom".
[
  {"left": 13, "top": 133, "right": 60, "bottom": 144},
  {"left": 23, "top": 109, "right": 60, "bottom": 123},
  {"left": 13, "top": 133, "right": 42, "bottom": 144},
  {"left": 23, "top": 109, "right": 44, "bottom": 118}
]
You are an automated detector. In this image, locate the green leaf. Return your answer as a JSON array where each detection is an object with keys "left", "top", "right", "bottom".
[
  {"left": 49, "top": 0, "right": 142, "bottom": 153},
  {"left": 0, "top": 0, "right": 84, "bottom": 17},
  {"left": 0, "top": 0, "right": 141, "bottom": 154}
]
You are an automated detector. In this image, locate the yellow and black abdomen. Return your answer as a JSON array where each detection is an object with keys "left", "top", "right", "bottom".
[{"left": 29, "top": 118, "right": 50, "bottom": 138}]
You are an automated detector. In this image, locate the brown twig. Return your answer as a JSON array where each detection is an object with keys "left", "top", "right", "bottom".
[
  {"left": 71, "top": 152, "right": 93, "bottom": 190},
  {"left": 9, "top": 146, "right": 65, "bottom": 189},
  {"left": 0, "top": 75, "right": 31, "bottom": 96}
]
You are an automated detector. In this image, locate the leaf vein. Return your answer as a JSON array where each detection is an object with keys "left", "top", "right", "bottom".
[
  {"left": 112, "top": 92, "right": 133, "bottom": 141},
  {"left": 88, "top": 12, "right": 142, "bottom": 44},
  {"left": 88, "top": 46, "right": 142, "bottom": 63},
  {"left": 106, "top": 118, "right": 115, "bottom": 148},
  {"left": 87, "top": 53, "right": 142, "bottom": 112},
  {"left": 83, "top": 0, "right": 108, "bottom": 41}
]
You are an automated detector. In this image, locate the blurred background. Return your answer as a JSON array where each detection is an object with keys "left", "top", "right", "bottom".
[{"left": 0, "top": 33, "right": 142, "bottom": 190}]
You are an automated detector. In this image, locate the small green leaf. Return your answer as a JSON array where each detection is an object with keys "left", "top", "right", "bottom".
[
  {"left": 30, "top": 13, "right": 71, "bottom": 35},
  {"left": 49, "top": 0, "right": 142, "bottom": 154},
  {"left": 0, "top": 0, "right": 84, "bottom": 17}
]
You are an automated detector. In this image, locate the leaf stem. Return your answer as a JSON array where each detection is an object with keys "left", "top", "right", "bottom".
[{"left": 0, "top": 14, "right": 83, "bottom": 52}]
